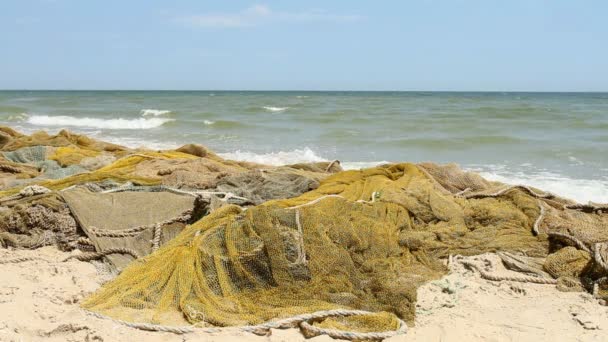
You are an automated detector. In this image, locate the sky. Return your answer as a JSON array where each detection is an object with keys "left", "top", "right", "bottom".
[{"left": 0, "top": 0, "right": 607, "bottom": 91}]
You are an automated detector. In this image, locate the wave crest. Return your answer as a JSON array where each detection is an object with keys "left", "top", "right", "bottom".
[
  {"left": 218, "top": 147, "right": 325, "bottom": 166},
  {"left": 262, "top": 106, "right": 289, "bottom": 112},
  {"left": 140, "top": 109, "right": 172, "bottom": 117},
  {"left": 26, "top": 115, "right": 174, "bottom": 130}
]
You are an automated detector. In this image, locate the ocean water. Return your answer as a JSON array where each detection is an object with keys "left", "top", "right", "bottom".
[{"left": 0, "top": 90, "right": 607, "bottom": 203}]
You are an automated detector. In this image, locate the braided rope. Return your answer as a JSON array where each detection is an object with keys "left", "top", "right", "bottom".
[
  {"left": 0, "top": 164, "right": 22, "bottom": 173},
  {"left": 84, "top": 308, "right": 407, "bottom": 340},
  {"left": 63, "top": 248, "right": 140, "bottom": 262},
  {"left": 75, "top": 237, "right": 96, "bottom": 252},
  {"left": 90, "top": 209, "right": 192, "bottom": 238},
  {"left": 593, "top": 277, "right": 608, "bottom": 298},
  {"left": 152, "top": 223, "right": 162, "bottom": 251},
  {"left": 454, "top": 188, "right": 472, "bottom": 197},
  {"left": 100, "top": 185, "right": 249, "bottom": 202},
  {"left": 547, "top": 232, "right": 591, "bottom": 254},
  {"left": 533, "top": 200, "right": 546, "bottom": 236},
  {"left": 464, "top": 185, "right": 554, "bottom": 200},
  {"left": 593, "top": 243, "right": 608, "bottom": 272},
  {"left": 0, "top": 185, "right": 52, "bottom": 202},
  {"left": 564, "top": 203, "right": 608, "bottom": 214},
  {"left": 0, "top": 256, "right": 48, "bottom": 264},
  {"left": 460, "top": 260, "right": 557, "bottom": 285},
  {"left": 294, "top": 210, "right": 307, "bottom": 264},
  {"left": 286, "top": 195, "right": 345, "bottom": 210},
  {"left": 325, "top": 160, "right": 340, "bottom": 172},
  {"left": 299, "top": 320, "right": 407, "bottom": 340}
]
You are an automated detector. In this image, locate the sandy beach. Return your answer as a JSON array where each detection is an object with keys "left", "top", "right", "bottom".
[{"left": 1, "top": 247, "right": 606, "bottom": 341}]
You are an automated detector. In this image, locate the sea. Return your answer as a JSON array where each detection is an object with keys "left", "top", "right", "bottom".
[{"left": 0, "top": 90, "right": 606, "bottom": 203}]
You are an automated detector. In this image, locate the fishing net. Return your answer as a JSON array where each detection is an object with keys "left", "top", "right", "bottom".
[
  {"left": 81, "top": 162, "right": 608, "bottom": 333},
  {"left": 0, "top": 128, "right": 127, "bottom": 154},
  {"left": 0, "top": 191, "right": 78, "bottom": 250},
  {"left": 62, "top": 187, "right": 200, "bottom": 271},
  {"left": 1, "top": 128, "right": 606, "bottom": 335}
]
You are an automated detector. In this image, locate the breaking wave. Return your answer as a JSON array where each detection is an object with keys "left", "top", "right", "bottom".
[
  {"left": 469, "top": 167, "right": 608, "bottom": 203},
  {"left": 26, "top": 115, "right": 174, "bottom": 130},
  {"left": 218, "top": 147, "right": 325, "bottom": 166},
  {"left": 140, "top": 109, "right": 172, "bottom": 117}
]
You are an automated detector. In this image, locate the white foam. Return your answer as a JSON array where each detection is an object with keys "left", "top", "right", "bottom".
[
  {"left": 26, "top": 115, "right": 174, "bottom": 130},
  {"left": 203, "top": 120, "right": 216, "bottom": 125},
  {"left": 341, "top": 161, "right": 390, "bottom": 170},
  {"left": 262, "top": 106, "right": 289, "bottom": 112},
  {"left": 218, "top": 147, "right": 326, "bottom": 166},
  {"left": 99, "top": 136, "right": 179, "bottom": 150},
  {"left": 8, "top": 113, "right": 29, "bottom": 121},
  {"left": 140, "top": 109, "right": 172, "bottom": 117},
  {"left": 474, "top": 170, "right": 608, "bottom": 203}
]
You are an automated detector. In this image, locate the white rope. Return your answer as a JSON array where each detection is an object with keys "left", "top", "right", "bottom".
[
  {"left": 285, "top": 195, "right": 345, "bottom": 210},
  {"left": 84, "top": 309, "right": 407, "bottom": 340}
]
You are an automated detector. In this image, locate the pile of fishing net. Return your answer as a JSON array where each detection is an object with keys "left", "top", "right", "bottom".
[
  {"left": 1, "top": 128, "right": 607, "bottom": 339},
  {"left": 80, "top": 162, "right": 608, "bottom": 337}
]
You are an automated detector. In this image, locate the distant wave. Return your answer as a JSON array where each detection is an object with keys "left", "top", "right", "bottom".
[
  {"left": 262, "top": 106, "right": 289, "bottom": 112},
  {"left": 203, "top": 120, "right": 216, "bottom": 125},
  {"left": 26, "top": 115, "right": 173, "bottom": 130},
  {"left": 140, "top": 109, "right": 172, "bottom": 117}
]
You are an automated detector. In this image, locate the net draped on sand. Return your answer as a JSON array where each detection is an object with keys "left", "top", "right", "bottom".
[{"left": 0, "top": 127, "right": 607, "bottom": 338}]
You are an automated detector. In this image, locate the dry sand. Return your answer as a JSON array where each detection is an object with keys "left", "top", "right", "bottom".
[{"left": 1, "top": 248, "right": 606, "bottom": 342}]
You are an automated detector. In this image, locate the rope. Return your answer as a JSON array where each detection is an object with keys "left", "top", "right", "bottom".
[
  {"left": 63, "top": 248, "right": 140, "bottom": 262},
  {"left": 464, "top": 185, "right": 554, "bottom": 200},
  {"left": 299, "top": 320, "right": 407, "bottom": 340},
  {"left": 593, "top": 277, "right": 608, "bottom": 298},
  {"left": 325, "top": 160, "right": 340, "bottom": 172},
  {"left": 533, "top": 200, "right": 546, "bottom": 236},
  {"left": 565, "top": 203, "right": 608, "bottom": 214},
  {"left": 152, "top": 223, "right": 162, "bottom": 251},
  {"left": 84, "top": 308, "right": 408, "bottom": 340},
  {"left": 454, "top": 188, "right": 471, "bottom": 197},
  {"left": 460, "top": 260, "right": 557, "bottom": 285},
  {"left": 294, "top": 210, "right": 307, "bottom": 265},
  {"left": 0, "top": 185, "right": 52, "bottom": 202},
  {"left": 75, "top": 237, "right": 96, "bottom": 252},
  {"left": 0, "top": 256, "right": 49, "bottom": 264},
  {"left": 0, "top": 164, "right": 22, "bottom": 173},
  {"left": 593, "top": 243, "right": 608, "bottom": 272},
  {"left": 90, "top": 209, "right": 192, "bottom": 238},
  {"left": 100, "top": 185, "right": 249, "bottom": 203},
  {"left": 547, "top": 232, "right": 591, "bottom": 254},
  {"left": 286, "top": 195, "right": 345, "bottom": 210}
]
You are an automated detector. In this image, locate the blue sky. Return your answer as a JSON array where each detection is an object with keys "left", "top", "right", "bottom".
[{"left": 1, "top": 1, "right": 606, "bottom": 91}]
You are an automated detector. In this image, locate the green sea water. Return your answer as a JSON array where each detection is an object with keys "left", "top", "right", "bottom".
[{"left": 0, "top": 90, "right": 606, "bottom": 202}]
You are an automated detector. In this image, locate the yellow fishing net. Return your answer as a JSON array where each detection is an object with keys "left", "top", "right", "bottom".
[{"left": 82, "top": 162, "right": 608, "bottom": 331}]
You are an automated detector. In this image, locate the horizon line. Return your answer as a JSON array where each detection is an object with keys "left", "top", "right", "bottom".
[{"left": 1, "top": 89, "right": 607, "bottom": 93}]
